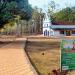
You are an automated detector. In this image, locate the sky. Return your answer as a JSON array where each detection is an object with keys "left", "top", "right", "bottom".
[{"left": 29, "top": 0, "right": 75, "bottom": 12}]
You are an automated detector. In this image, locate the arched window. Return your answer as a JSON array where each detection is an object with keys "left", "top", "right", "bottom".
[
  {"left": 48, "top": 31, "right": 49, "bottom": 36},
  {"left": 44, "top": 31, "right": 45, "bottom": 36},
  {"left": 45, "top": 30, "right": 47, "bottom": 36},
  {"left": 47, "top": 24, "right": 48, "bottom": 27}
]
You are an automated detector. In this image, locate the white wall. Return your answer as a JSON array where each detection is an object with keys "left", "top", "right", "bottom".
[
  {"left": 43, "top": 27, "right": 50, "bottom": 36},
  {"left": 43, "top": 28, "right": 69, "bottom": 37},
  {"left": 71, "top": 34, "right": 75, "bottom": 36},
  {"left": 53, "top": 30, "right": 66, "bottom": 37},
  {"left": 53, "top": 30, "right": 60, "bottom": 37}
]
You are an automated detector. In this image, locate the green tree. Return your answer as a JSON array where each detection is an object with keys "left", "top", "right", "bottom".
[
  {"left": 0, "top": 1, "right": 16, "bottom": 28},
  {"left": 32, "top": 7, "right": 44, "bottom": 33},
  {"left": 52, "top": 7, "right": 75, "bottom": 22},
  {"left": 0, "top": 0, "right": 32, "bottom": 28},
  {"left": 48, "top": 1, "right": 56, "bottom": 22}
]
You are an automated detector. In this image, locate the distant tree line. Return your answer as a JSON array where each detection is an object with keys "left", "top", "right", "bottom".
[
  {"left": 32, "top": 6, "right": 44, "bottom": 33},
  {"left": 51, "top": 7, "right": 75, "bottom": 23},
  {"left": 48, "top": 1, "right": 75, "bottom": 24}
]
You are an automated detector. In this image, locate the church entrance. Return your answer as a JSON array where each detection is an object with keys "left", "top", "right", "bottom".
[{"left": 44, "top": 30, "right": 49, "bottom": 36}]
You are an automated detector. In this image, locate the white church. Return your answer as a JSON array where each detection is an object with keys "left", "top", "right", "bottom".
[{"left": 43, "top": 13, "right": 75, "bottom": 37}]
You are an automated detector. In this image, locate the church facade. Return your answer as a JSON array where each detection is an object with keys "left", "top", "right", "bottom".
[{"left": 43, "top": 15, "right": 75, "bottom": 37}]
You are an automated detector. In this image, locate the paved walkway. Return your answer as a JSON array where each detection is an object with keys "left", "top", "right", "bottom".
[{"left": 0, "top": 39, "right": 38, "bottom": 75}]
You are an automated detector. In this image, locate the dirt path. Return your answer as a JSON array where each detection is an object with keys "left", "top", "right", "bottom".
[{"left": 0, "top": 39, "right": 38, "bottom": 75}]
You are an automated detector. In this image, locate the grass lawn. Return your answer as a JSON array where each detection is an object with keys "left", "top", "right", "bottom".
[{"left": 26, "top": 39, "right": 60, "bottom": 75}]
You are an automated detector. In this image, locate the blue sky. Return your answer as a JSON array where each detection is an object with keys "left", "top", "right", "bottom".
[{"left": 29, "top": 0, "right": 75, "bottom": 11}]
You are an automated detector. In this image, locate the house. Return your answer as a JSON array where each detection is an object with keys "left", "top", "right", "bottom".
[
  {"left": 43, "top": 14, "right": 75, "bottom": 37},
  {"left": 43, "top": 13, "right": 54, "bottom": 37}
]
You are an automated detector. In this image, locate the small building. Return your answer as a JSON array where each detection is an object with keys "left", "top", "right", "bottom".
[
  {"left": 43, "top": 14, "right": 75, "bottom": 37},
  {"left": 43, "top": 14, "right": 54, "bottom": 37},
  {"left": 51, "top": 24, "right": 75, "bottom": 36}
]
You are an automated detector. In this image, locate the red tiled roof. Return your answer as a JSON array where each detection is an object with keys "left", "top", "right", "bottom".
[{"left": 52, "top": 21, "right": 75, "bottom": 25}]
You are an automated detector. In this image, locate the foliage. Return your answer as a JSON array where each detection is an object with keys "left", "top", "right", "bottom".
[
  {"left": 32, "top": 6, "right": 44, "bottom": 33},
  {"left": 48, "top": 1, "right": 75, "bottom": 23},
  {"left": 48, "top": 0, "right": 56, "bottom": 12},
  {"left": 0, "top": 1, "right": 16, "bottom": 28},
  {"left": 14, "top": 0, "right": 32, "bottom": 21},
  {"left": 0, "top": 0, "right": 32, "bottom": 28},
  {"left": 52, "top": 7, "right": 75, "bottom": 23},
  {"left": 48, "top": 1, "right": 56, "bottom": 22}
]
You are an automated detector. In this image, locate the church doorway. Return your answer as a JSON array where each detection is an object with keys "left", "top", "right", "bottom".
[
  {"left": 44, "top": 30, "right": 47, "bottom": 36},
  {"left": 45, "top": 30, "right": 47, "bottom": 36},
  {"left": 44, "top": 30, "right": 50, "bottom": 36}
]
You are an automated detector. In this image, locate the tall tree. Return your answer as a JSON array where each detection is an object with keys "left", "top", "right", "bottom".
[
  {"left": 48, "top": 1, "right": 56, "bottom": 22},
  {"left": 0, "top": 0, "right": 32, "bottom": 28},
  {"left": 52, "top": 7, "right": 74, "bottom": 22},
  {"left": 32, "top": 7, "right": 44, "bottom": 33}
]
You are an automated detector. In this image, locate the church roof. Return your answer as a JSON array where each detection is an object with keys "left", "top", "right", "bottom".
[
  {"left": 51, "top": 25, "right": 75, "bottom": 29},
  {"left": 52, "top": 21, "right": 75, "bottom": 25},
  {"left": 51, "top": 21, "right": 75, "bottom": 29},
  {"left": 43, "top": 13, "right": 51, "bottom": 23}
]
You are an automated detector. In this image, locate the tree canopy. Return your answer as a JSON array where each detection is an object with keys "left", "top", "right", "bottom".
[
  {"left": 0, "top": 0, "right": 32, "bottom": 28},
  {"left": 32, "top": 6, "right": 44, "bottom": 33},
  {"left": 51, "top": 7, "right": 75, "bottom": 23}
]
